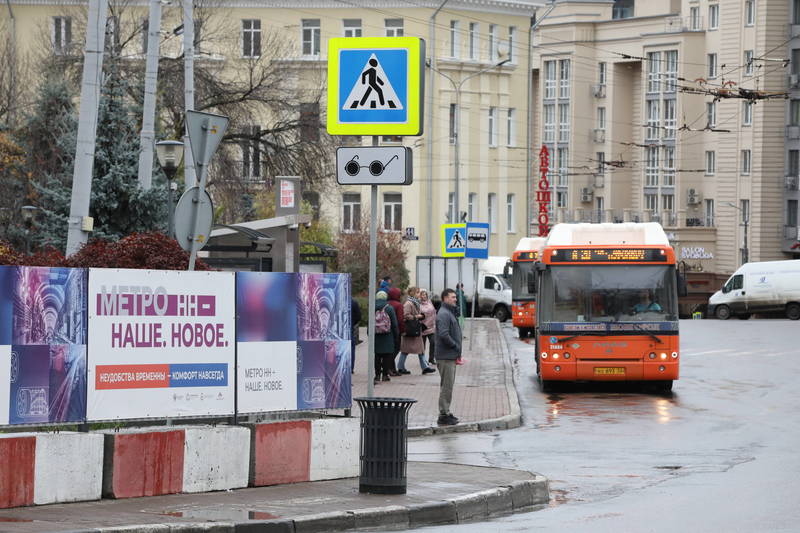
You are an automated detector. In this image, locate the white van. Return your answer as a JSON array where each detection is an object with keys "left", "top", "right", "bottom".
[{"left": 708, "top": 260, "right": 800, "bottom": 320}]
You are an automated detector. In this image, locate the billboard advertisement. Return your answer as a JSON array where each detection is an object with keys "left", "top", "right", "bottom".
[
  {"left": 87, "top": 269, "right": 235, "bottom": 421},
  {"left": 0, "top": 266, "right": 87, "bottom": 426},
  {"left": 236, "top": 272, "right": 351, "bottom": 414}
]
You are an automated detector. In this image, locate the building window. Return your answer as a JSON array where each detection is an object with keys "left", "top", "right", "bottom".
[
  {"left": 506, "top": 108, "right": 516, "bottom": 147},
  {"left": 647, "top": 51, "right": 661, "bottom": 93},
  {"left": 741, "top": 149, "right": 751, "bottom": 175},
  {"left": 383, "top": 193, "right": 402, "bottom": 231},
  {"left": 559, "top": 59, "right": 570, "bottom": 99},
  {"left": 705, "top": 150, "right": 716, "bottom": 175},
  {"left": 644, "top": 193, "right": 658, "bottom": 212},
  {"left": 488, "top": 107, "right": 497, "bottom": 146},
  {"left": 557, "top": 147, "right": 569, "bottom": 187},
  {"left": 791, "top": 99, "right": 800, "bottom": 126},
  {"left": 744, "top": 50, "right": 754, "bottom": 76},
  {"left": 52, "top": 16, "right": 72, "bottom": 55},
  {"left": 506, "top": 194, "right": 515, "bottom": 233},
  {"left": 662, "top": 194, "right": 674, "bottom": 213},
  {"left": 598, "top": 62, "right": 607, "bottom": 85},
  {"left": 689, "top": 6, "right": 701, "bottom": 30},
  {"left": 469, "top": 22, "right": 479, "bottom": 60},
  {"left": 508, "top": 26, "right": 515, "bottom": 63},
  {"left": 789, "top": 149, "right": 800, "bottom": 176},
  {"left": 543, "top": 104, "right": 555, "bottom": 142},
  {"left": 706, "top": 101, "right": 716, "bottom": 128},
  {"left": 488, "top": 193, "right": 497, "bottom": 233},
  {"left": 708, "top": 4, "right": 719, "bottom": 30},
  {"left": 664, "top": 99, "right": 676, "bottom": 139},
  {"left": 342, "top": 193, "right": 361, "bottom": 232},
  {"left": 612, "top": 0, "right": 634, "bottom": 20},
  {"left": 788, "top": 199, "right": 799, "bottom": 227},
  {"left": 743, "top": 101, "right": 753, "bottom": 126},
  {"left": 385, "top": 18, "right": 404, "bottom": 37},
  {"left": 596, "top": 152, "right": 606, "bottom": 174},
  {"left": 488, "top": 24, "right": 497, "bottom": 60},
  {"left": 468, "top": 193, "right": 477, "bottom": 222},
  {"left": 343, "top": 19, "right": 362, "bottom": 37},
  {"left": 664, "top": 50, "right": 678, "bottom": 92},
  {"left": 645, "top": 146, "right": 659, "bottom": 187},
  {"left": 241, "top": 125, "right": 261, "bottom": 181},
  {"left": 705, "top": 199, "right": 715, "bottom": 227},
  {"left": 795, "top": 0, "right": 800, "bottom": 24},
  {"left": 299, "top": 103, "right": 319, "bottom": 142},
  {"left": 449, "top": 20, "right": 460, "bottom": 58},
  {"left": 556, "top": 191, "right": 567, "bottom": 208},
  {"left": 663, "top": 146, "right": 675, "bottom": 186},
  {"left": 301, "top": 19, "right": 321, "bottom": 56},
  {"left": 792, "top": 50, "right": 800, "bottom": 76},
  {"left": 597, "top": 107, "right": 606, "bottom": 130},
  {"left": 740, "top": 199, "right": 750, "bottom": 224},
  {"left": 544, "top": 61, "right": 556, "bottom": 99},
  {"left": 646, "top": 99, "right": 660, "bottom": 140},
  {"left": 745, "top": 0, "right": 755, "bottom": 26},
  {"left": 449, "top": 103, "right": 457, "bottom": 144},
  {"left": 242, "top": 19, "right": 261, "bottom": 58},
  {"left": 558, "top": 103, "right": 570, "bottom": 143},
  {"left": 448, "top": 192, "right": 455, "bottom": 223},
  {"left": 707, "top": 53, "right": 718, "bottom": 78}
]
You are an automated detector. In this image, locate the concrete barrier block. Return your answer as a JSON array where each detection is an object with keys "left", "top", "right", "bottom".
[
  {"left": 183, "top": 426, "right": 249, "bottom": 493},
  {"left": 0, "top": 434, "right": 36, "bottom": 508},
  {"left": 103, "top": 429, "right": 185, "bottom": 499},
  {"left": 34, "top": 432, "right": 104, "bottom": 505},
  {"left": 308, "top": 418, "right": 359, "bottom": 481},
  {"left": 247, "top": 421, "right": 311, "bottom": 487}
]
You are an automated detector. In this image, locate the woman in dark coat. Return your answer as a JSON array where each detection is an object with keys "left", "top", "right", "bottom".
[{"left": 373, "top": 291, "right": 399, "bottom": 383}]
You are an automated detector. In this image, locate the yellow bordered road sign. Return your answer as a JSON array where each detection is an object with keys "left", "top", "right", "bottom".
[
  {"left": 327, "top": 37, "right": 425, "bottom": 136},
  {"left": 441, "top": 224, "right": 467, "bottom": 257}
]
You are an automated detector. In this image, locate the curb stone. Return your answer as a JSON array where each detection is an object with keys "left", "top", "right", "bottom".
[
  {"left": 409, "top": 320, "right": 522, "bottom": 437},
  {"left": 350, "top": 505, "right": 409, "bottom": 530},
  {"left": 408, "top": 501, "right": 457, "bottom": 528}
]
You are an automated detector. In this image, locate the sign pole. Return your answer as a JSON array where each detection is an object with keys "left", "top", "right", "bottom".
[
  {"left": 469, "top": 259, "right": 478, "bottom": 350},
  {"left": 187, "top": 117, "right": 213, "bottom": 271},
  {"left": 366, "top": 136, "right": 379, "bottom": 397}
]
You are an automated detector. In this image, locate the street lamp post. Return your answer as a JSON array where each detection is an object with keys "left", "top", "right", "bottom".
[
  {"left": 155, "top": 140, "right": 185, "bottom": 239},
  {"left": 725, "top": 201, "right": 749, "bottom": 264},
  {"left": 21, "top": 205, "right": 39, "bottom": 255}
]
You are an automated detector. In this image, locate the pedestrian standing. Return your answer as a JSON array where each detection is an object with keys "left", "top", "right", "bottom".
[
  {"left": 398, "top": 287, "right": 436, "bottom": 375},
  {"left": 350, "top": 297, "right": 362, "bottom": 373},
  {"left": 373, "top": 291, "right": 399, "bottom": 383},
  {"left": 419, "top": 289, "right": 437, "bottom": 365},
  {"left": 435, "top": 288, "right": 462, "bottom": 426},
  {"left": 386, "top": 287, "right": 405, "bottom": 376}
]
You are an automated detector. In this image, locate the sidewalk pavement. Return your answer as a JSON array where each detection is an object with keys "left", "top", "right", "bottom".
[
  {"left": 351, "top": 318, "right": 521, "bottom": 435},
  {"left": 0, "top": 463, "right": 548, "bottom": 532}
]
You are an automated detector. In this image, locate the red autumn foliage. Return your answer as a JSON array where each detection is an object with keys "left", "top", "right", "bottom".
[{"left": 0, "top": 233, "right": 210, "bottom": 270}]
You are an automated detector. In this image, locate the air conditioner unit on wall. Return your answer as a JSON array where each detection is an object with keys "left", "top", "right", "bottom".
[
  {"left": 581, "top": 187, "right": 593, "bottom": 203},
  {"left": 687, "top": 188, "right": 701, "bottom": 205}
]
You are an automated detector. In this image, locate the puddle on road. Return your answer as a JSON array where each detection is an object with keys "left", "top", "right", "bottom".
[
  {"left": 0, "top": 517, "right": 33, "bottom": 522},
  {"left": 541, "top": 390, "right": 680, "bottom": 426},
  {"left": 158, "top": 510, "right": 280, "bottom": 521}
]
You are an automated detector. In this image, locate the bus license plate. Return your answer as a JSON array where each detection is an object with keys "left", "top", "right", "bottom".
[{"left": 594, "top": 367, "right": 625, "bottom": 375}]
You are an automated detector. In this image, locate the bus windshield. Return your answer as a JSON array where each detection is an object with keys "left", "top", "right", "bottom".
[
  {"left": 539, "top": 265, "right": 677, "bottom": 322},
  {"left": 512, "top": 261, "right": 538, "bottom": 301}
]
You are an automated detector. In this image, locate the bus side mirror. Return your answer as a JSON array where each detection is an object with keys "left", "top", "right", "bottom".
[{"left": 677, "top": 273, "right": 688, "bottom": 297}]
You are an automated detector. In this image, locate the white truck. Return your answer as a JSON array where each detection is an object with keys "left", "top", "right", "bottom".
[
  {"left": 415, "top": 256, "right": 512, "bottom": 321},
  {"left": 708, "top": 259, "right": 800, "bottom": 320}
]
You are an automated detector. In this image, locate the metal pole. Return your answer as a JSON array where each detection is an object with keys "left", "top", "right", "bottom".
[
  {"left": 525, "top": 14, "right": 535, "bottom": 237},
  {"left": 187, "top": 118, "right": 213, "bottom": 270},
  {"left": 65, "top": 0, "right": 108, "bottom": 256},
  {"left": 454, "top": 84, "right": 463, "bottom": 303},
  {"left": 469, "top": 259, "right": 477, "bottom": 350},
  {"left": 167, "top": 181, "right": 175, "bottom": 238},
  {"left": 367, "top": 135, "right": 379, "bottom": 397},
  {"left": 183, "top": 0, "right": 197, "bottom": 188},
  {"left": 136, "top": 0, "right": 161, "bottom": 189},
  {"left": 744, "top": 215, "right": 749, "bottom": 264}
]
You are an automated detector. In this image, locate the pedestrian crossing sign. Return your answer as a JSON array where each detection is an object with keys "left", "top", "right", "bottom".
[
  {"left": 327, "top": 37, "right": 425, "bottom": 136},
  {"left": 441, "top": 224, "right": 467, "bottom": 257}
]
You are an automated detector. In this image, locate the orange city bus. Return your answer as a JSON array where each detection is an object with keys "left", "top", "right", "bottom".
[
  {"left": 511, "top": 237, "right": 546, "bottom": 338},
  {"left": 534, "top": 223, "right": 686, "bottom": 392}
]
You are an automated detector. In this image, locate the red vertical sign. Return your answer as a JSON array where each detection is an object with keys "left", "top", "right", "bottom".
[{"left": 537, "top": 146, "right": 551, "bottom": 236}]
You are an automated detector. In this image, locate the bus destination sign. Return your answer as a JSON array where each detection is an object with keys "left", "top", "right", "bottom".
[{"left": 551, "top": 248, "right": 668, "bottom": 263}]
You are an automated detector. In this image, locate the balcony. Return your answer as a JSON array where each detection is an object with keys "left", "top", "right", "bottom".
[
  {"left": 592, "top": 84, "right": 606, "bottom": 98},
  {"left": 665, "top": 15, "right": 704, "bottom": 33},
  {"left": 786, "top": 125, "right": 800, "bottom": 139},
  {"left": 786, "top": 175, "right": 800, "bottom": 191}
]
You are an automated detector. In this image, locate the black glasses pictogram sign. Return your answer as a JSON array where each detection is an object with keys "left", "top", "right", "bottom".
[{"left": 345, "top": 154, "right": 399, "bottom": 177}]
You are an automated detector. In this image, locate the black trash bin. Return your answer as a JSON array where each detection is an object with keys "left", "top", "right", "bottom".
[{"left": 354, "top": 396, "right": 417, "bottom": 494}]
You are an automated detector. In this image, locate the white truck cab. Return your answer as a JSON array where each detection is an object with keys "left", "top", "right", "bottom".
[{"left": 708, "top": 260, "right": 800, "bottom": 320}]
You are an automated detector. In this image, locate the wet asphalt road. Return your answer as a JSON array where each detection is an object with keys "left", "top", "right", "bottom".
[{"left": 410, "top": 319, "right": 800, "bottom": 532}]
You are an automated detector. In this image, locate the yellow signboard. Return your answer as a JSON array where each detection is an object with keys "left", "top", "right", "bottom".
[
  {"left": 441, "top": 224, "right": 466, "bottom": 257},
  {"left": 326, "top": 37, "right": 425, "bottom": 136}
]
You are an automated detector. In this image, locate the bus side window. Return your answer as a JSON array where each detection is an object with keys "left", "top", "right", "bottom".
[
  {"left": 527, "top": 271, "right": 537, "bottom": 294},
  {"left": 732, "top": 274, "right": 743, "bottom": 290}
]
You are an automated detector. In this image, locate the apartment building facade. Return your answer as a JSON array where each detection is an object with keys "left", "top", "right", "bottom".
[{"left": 3, "top": 0, "right": 797, "bottom": 282}]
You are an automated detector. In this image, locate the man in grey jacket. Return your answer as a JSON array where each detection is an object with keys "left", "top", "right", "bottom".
[{"left": 435, "top": 288, "right": 462, "bottom": 426}]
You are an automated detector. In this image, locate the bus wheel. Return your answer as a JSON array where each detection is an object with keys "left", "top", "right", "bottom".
[
  {"left": 737, "top": 313, "right": 751, "bottom": 320},
  {"left": 715, "top": 305, "right": 732, "bottom": 320},
  {"left": 786, "top": 303, "right": 800, "bottom": 320}
]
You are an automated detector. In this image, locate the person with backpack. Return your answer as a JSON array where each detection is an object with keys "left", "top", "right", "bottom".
[
  {"left": 398, "top": 287, "right": 436, "bottom": 375},
  {"left": 373, "top": 291, "right": 399, "bottom": 383},
  {"left": 386, "top": 287, "right": 405, "bottom": 376}
]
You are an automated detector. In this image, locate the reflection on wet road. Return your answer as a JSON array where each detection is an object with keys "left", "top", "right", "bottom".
[{"left": 413, "top": 319, "right": 800, "bottom": 532}]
